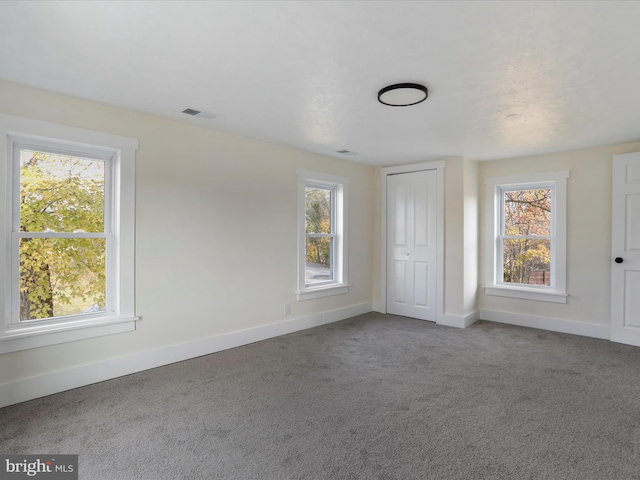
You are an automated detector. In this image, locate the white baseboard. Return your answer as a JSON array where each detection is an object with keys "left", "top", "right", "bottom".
[
  {"left": 0, "top": 302, "right": 372, "bottom": 408},
  {"left": 438, "top": 310, "right": 480, "bottom": 328},
  {"left": 479, "top": 309, "right": 610, "bottom": 340}
]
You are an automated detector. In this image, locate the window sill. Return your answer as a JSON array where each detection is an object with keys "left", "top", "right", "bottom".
[
  {"left": 0, "top": 315, "right": 138, "bottom": 354},
  {"left": 296, "top": 284, "right": 350, "bottom": 301},
  {"left": 483, "top": 285, "right": 568, "bottom": 304}
]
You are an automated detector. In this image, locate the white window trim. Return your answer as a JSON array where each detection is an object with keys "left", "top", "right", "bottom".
[
  {"left": 483, "top": 171, "right": 569, "bottom": 303},
  {"left": 296, "top": 169, "right": 349, "bottom": 301},
  {"left": 0, "top": 113, "right": 138, "bottom": 354}
]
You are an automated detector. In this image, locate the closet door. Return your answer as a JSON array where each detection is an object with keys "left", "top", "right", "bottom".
[{"left": 386, "top": 170, "right": 437, "bottom": 321}]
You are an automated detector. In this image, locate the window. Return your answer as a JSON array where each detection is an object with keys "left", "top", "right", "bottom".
[
  {"left": 1, "top": 113, "right": 137, "bottom": 353},
  {"left": 297, "top": 169, "right": 348, "bottom": 300},
  {"left": 15, "top": 146, "right": 109, "bottom": 321},
  {"left": 484, "top": 171, "right": 569, "bottom": 303}
]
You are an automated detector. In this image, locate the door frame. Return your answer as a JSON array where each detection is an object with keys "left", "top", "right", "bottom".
[{"left": 378, "top": 160, "right": 445, "bottom": 323}]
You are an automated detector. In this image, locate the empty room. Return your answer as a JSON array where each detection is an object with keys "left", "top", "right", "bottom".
[{"left": 1, "top": 1, "right": 640, "bottom": 479}]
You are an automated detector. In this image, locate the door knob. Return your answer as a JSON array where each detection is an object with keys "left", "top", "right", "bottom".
[{"left": 615, "top": 257, "right": 624, "bottom": 264}]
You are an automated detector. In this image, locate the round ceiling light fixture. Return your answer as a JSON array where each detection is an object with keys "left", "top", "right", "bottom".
[{"left": 378, "top": 83, "right": 428, "bottom": 107}]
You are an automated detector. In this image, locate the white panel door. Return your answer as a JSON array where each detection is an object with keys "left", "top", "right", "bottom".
[
  {"left": 611, "top": 152, "right": 640, "bottom": 346},
  {"left": 386, "top": 170, "right": 437, "bottom": 321}
]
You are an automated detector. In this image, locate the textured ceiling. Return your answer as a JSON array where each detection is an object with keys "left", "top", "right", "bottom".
[{"left": 1, "top": 1, "right": 640, "bottom": 166}]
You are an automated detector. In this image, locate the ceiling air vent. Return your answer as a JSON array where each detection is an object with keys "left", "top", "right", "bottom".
[
  {"left": 182, "top": 108, "right": 215, "bottom": 119},
  {"left": 336, "top": 150, "right": 356, "bottom": 155}
]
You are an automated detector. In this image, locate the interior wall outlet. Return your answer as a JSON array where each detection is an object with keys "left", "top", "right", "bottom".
[{"left": 284, "top": 303, "right": 291, "bottom": 317}]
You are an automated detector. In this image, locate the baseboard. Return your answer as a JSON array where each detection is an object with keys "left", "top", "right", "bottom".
[
  {"left": 479, "top": 309, "right": 610, "bottom": 340},
  {"left": 0, "top": 302, "right": 372, "bottom": 408},
  {"left": 438, "top": 310, "right": 480, "bottom": 328},
  {"left": 372, "top": 300, "right": 384, "bottom": 313}
]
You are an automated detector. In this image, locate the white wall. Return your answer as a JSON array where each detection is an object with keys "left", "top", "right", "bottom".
[
  {"left": 479, "top": 142, "right": 640, "bottom": 335},
  {"left": 0, "top": 80, "right": 375, "bottom": 396}
]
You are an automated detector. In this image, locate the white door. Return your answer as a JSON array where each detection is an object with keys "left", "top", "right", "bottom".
[
  {"left": 611, "top": 152, "right": 640, "bottom": 346},
  {"left": 386, "top": 170, "right": 437, "bottom": 321}
]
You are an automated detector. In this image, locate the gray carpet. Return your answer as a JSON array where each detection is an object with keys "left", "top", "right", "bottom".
[{"left": 2, "top": 313, "right": 640, "bottom": 479}]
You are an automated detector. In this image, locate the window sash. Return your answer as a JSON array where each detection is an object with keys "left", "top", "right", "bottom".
[
  {"left": 0, "top": 113, "right": 138, "bottom": 354},
  {"left": 304, "top": 182, "right": 337, "bottom": 286},
  {"left": 297, "top": 169, "right": 349, "bottom": 300},
  {"left": 305, "top": 183, "right": 336, "bottom": 234},
  {"left": 496, "top": 184, "right": 555, "bottom": 289},
  {"left": 498, "top": 186, "right": 554, "bottom": 235},
  {"left": 12, "top": 142, "right": 113, "bottom": 234},
  {"left": 483, "top": 171, "right": 568, "bottom": 303},
  {"left": 9, "top": 140, "right": 116, "bottom": 326},
  {"left": 304, "top": 235, "right": 335, "bottom": 286}
]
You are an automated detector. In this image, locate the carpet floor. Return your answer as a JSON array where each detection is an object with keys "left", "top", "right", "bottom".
[{"left": 2, "top": 313, "right": 640, "bottom": 479}]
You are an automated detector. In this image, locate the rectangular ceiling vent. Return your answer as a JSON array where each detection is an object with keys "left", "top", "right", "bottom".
[
  {"left": 336, "top": 150, "right": 355, "bottom": 155},
  {"left": 182, "top": 108, "right": 215, "bottom": 119}
]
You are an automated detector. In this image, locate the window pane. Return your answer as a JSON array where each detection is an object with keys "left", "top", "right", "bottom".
[
  {"left": 305, "top": 237, "right": 333, "bottom": 283},
  {"left": 19, "top": 238, "right": 106, "bottom": 320},
  {"left": 20, "top": 149, "right": 105, "bottom": 233},
  {"left": 305, "top": 187, "right": 332, "bottom": 234},
  {"left": 503, "top": 189, "right": 551, "bottom": 236},
  {"left": 502, "top": 238, "right": 551, "bottom": 285}
]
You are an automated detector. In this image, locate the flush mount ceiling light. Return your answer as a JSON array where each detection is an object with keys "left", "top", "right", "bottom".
[{"left": 377, "top": 83, "right": 428, "bottom": 107}]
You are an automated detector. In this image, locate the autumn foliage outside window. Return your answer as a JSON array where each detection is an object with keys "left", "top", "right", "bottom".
[
  {"left": 2, "top": 120, "right": 136, "bottom": 353},
  {"left": 500, "top": 188, "right": 552, "bottom": 286},
  {"left": 305, "top": 186, "right": 334, "bottom": 284},
  {"left": 18, "top": 149, "right": 107, "bottom": 321},
  {"left": 297, "top": 169, "right": 348, "bottom": 300}
]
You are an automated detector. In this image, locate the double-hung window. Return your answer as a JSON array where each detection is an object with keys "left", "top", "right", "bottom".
[
  {"left": 297, "top": 169, "right": 348, "bottom": 300},
  {"left": 1, "top": 113, "right": 137, "bottom": 353},
  {"left": 484, "top": 171, "right": 569, "bottom": 303}
]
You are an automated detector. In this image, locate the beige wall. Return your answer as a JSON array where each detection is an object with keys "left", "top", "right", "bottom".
[
  {"left": 2, "top": 77, "right": 637, "bottom": 394},
  {"left": 444, "top": 157, "right": 479, "bottom": 319},
  {"left": 373, "top": 157, "right": 479, "bottom": 323},
  {"left": 371, "top": 167, "right": 382, "bottom": 307},
  {"left": 444, "top": 157, "right": 465, "bottom": 317},
  {"left": 479, "top": 141, "right": 640, "bottom": 325},
  {"left": 463, "top": 157, "right": 479, "bottom": 314},
  {"left": 0, "top": 80, "right": 376, "bottom": 385}
]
